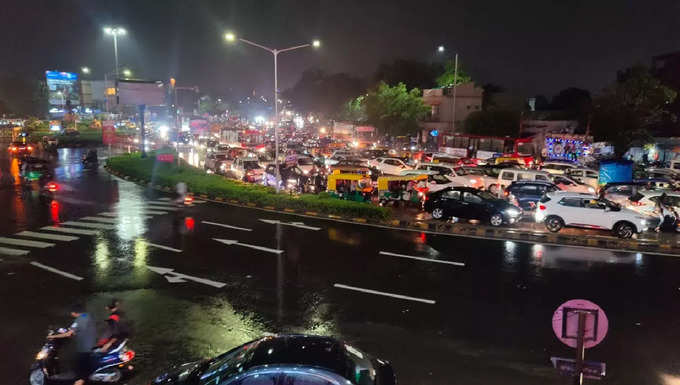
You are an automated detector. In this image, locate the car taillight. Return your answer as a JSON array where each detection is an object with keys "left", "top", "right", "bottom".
[
  {"left": 47, "top": 182, "right": 59, "bottom": 192},
  {"left": 27, "top": 146, "right": 33, "bottom": 151},
  {"left": 10, "top": 147, "right": 16, "bottom": 151},
  {"left": 539, "top": 205, "right": 546, "bottom": 210},
  {"left": 119, "top": 350, "right": 135, "bottom": 362},
  {"left": 504, "top": 190, "right": 509, "bottom": 197},
  {"left": 630, "top": 201, "right": 644, "bottom": 206},
  {"left": 184, "top": 195, "right": 194, "bottom": 204}
]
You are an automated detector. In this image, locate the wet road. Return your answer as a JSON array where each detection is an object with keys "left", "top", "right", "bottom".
[{"left": 2, "top": 145, "right": 680, "bottom": 385}]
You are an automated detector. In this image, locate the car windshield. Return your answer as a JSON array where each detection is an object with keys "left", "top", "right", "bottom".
[
  {"left": 476, "top": 190, "right": 498, "bottom": 200},
  {"left": 215, "top": 154, "right": 227, "bottom": 160},
  {"left": 298, "top": 158, "right": 314, "bottom": 165},
  {"left": 454, "top": 167, "right": 467, "bottom": 175},
  {"left": 243, "top": 161, "right": 260, "bottom": 170}
]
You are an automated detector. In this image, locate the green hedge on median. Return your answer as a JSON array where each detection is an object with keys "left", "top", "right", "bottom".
[{"left": 107, "top": 152, "right": 391, "bottom": 221}]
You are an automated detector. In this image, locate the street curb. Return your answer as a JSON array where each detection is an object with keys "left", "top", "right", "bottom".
[{"left": 104, "top": 165, "right": 680, "bottom": 256}]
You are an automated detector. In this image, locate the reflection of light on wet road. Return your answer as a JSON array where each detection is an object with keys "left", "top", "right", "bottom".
[
  {"left": 10, "top": 157, "right": 20, "bottom": 185},
  {"left": 95, "top": 238, "right": 111, "bottom": 274},
  {"left": 134, "top": 238, "right": 148, "bottom": 268},
  {"left": 503, "top": 241, "right": 517, "bottom": 265}
]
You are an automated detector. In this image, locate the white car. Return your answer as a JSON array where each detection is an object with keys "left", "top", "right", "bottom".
[
  {"left": 408, "top": 163, "right": 484, "bottom": 189},
  {"left": 324, "top": 150, "right": 354, "bottom": 166},
  {"left": 461, "top": 167, "right": 497, "bottom": 189},
  {"left": 621, "top": 190, "right": 680, "bottom": 216},
  {"left": 405, "top": 170, "right": 457, "bottom": 193},
  {"left": 296, "top": 156, "right": 317, "bottom": 175},
  {"left": 231, "top": 157, "right": 264, "bottom": 182},
  {"left": 550, "top": 174, "right": 596, "bottom": 194},
  {"left": 566, "top": 167, "right": 599, "bottom": 189},
  {"left": 541, "top": 161, "right": 578, "bottom": 175},
  {"left": 370, "top": 157, "right": 412, "bottom": 175},
  {"left": 536, "top": 191, "right": 653, "bottom": 238}
]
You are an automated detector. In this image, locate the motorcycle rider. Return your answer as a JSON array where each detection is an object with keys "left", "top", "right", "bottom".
[
  {"left": 83, "top": 148, "right": 98, "bottom": 164},
  {"left": 47, "top": 303, "right": 97, "bottom": 385},
  {"left": 97, "top": 299, "right": 129, "bottom": 352}
]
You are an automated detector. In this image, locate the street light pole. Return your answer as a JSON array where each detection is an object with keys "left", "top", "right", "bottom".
[
  {"left": 229, "top": 36, "right": 319, "bottom": 192},
  {"left": 451, "top": 53, "right": 459, "bottom": 132},
  {"left": 113, "top": 33, "right": 119, "bottom": 79}
]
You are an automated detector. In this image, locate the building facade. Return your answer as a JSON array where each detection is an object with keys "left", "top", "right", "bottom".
[{"left": 420, "top": 83, "right": 484, "bottom": 135}]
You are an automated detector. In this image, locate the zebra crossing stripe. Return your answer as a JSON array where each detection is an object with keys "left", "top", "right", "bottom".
[
  {"left": 15, "top": 231, "right": 78, "bottom": 242},
  {"left": 0, "top": 246, "right": 30, "bottom": 256},
  {"left": 144, "top": 205, "right": 179, "bottom": 211},
  {"left": 0, "top": 237, "right": 55, "bottom": 248},
  {"left": 30, "top": 262, "right": 84, "bottom": 281},
  {"left": 41, "top": 226, "right": 99, "bottom": 236},
  {"left": 62, "top": 221, "right": 116, "bottom": 230},
  {"left": 80, "top": 216, "right": 119, "bottom": 223},
  {"left": 156, "top": 197, "right": 172, "bottom": 201},
  {"left": 144, "top": 241, "right": 182, "bottom": 253}
]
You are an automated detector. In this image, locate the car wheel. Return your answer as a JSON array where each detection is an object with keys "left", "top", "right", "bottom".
[
  {"left": 545, "top": 216, "right": 564, "bottom": 232},
  {"left": 489, "top": 213, "right": 503, "bottom": 226},
  {"left": 29, "top": 368, "right": 45, "bottom": 385},
  {"left": 615, "top": 221, "right": 635, "bottom": 239},
  {"left": 431, "top": 207, "right": 445, "bottom": 219}
]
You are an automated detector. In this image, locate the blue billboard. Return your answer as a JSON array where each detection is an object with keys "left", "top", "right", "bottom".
[{"left": 45, "top": 71, "right": 80, "bottom": 110}]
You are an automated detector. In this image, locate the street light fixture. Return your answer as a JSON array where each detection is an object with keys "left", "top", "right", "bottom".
[
  {"left": 81, "top": 67, "right": 90, "bottom": 74},
  {"left": 122, "top": 69, "right": 132, "bottom": 78},
  {"left": 224, "top": 32, "right": 321, "bottom": 192},
  {"left": 436, "top": 45, "right": 459, "bottom": 132},
  {"left": 103, "top": 26, "right": 127, "bottom": 79}
]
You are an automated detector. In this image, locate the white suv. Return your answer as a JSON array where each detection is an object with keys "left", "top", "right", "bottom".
[{"left": 536, "top": 191, "right": 653, "bottom": 238}]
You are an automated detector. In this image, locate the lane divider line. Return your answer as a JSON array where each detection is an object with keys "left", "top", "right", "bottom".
[
  {"left": 62, "top": 221, "right": 116, "bottom": 230},
  {"left": 143, "top": 241, "right": 182, "bottom": 253},
  {"left": 0, "top": 237, "right": 55, "bottom": 248},
  {"left": 202, "top": 221, "right": 253, "bottom": 232},
  {"left": 16, "top": 231, "right": 78, "bottom": 242},
  {"left": 379, "top": 251, "right": 465, "bottom": 267},
  {"left": 41, "top": 226, "right": 99, "bottom": 236},
  {"left": 30, "top": 261, "right": 84, "bottom": 281},
  {"left": 333, "top": 283, "right": 436, "bottom": 305},
  {"left": 0, "top": 246, "right": 30, "bottom": 256}
]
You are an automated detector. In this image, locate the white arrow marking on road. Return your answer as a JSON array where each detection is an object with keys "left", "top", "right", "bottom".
[
  {"left": 165, "top": 275, "right": 187, "bottom": 283},
  {"left": 379, "top": 251, "right": 465, "bottom": 267},
  {"left": 41, "top": 226, "right": 99, "bottom": 236},
  {"left": 213, "top": 238, "right": 284, "bottom": 254},
  {"left": 0, "top": 246, "right": 30, "bottom": 256},
  {"left": 333, "top": 283, "right": 436, "bottom": 305},
  {"left": 142, "top": 241, "right": 182, "bottom": 253},
  {"left": 202, "top": 221, "right": 252, "bottom": 232},
  {"left": 0, "top": 237, "right": 55, "bottom": 248},
  {"left": 16, "top": 231, "right": 78, "bottom": 242},
  {"left": 30, "top": 262, "right": 84, "bottom": 281},
  {"left": 146, "top": 265, "right": 226, "bottom": 288},
  {"left": 258, "top": 219, "right": 321, "bottom": 231}
]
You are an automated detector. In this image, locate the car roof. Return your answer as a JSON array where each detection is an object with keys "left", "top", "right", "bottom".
[
  {"left": 417, "top": 162, "right": 455, "bottom": 167},
  {"left": 500, "top": 168, "right": 550, "bottom": 175},
  {"left": 509, "top": 180, "right": 555, "bottom": 186},
  {"left": 546, "top": 191, "right": 596, "bottom": 198}
]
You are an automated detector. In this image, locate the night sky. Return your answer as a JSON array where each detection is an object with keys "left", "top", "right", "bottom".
[{"left": 2, "top": 0, "right": 680, "bottom": 100}]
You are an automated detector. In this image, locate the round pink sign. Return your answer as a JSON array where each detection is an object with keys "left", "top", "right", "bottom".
[{"left": 552, "top": 299, "right": 608, "bottom": 349}]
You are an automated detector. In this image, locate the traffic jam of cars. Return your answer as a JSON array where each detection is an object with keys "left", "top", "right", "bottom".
[{"left": 175, "top": 130, "right": 680, "bottom": 240}]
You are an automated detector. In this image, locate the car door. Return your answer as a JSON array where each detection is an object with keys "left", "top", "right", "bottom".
[
  {"left": 438, "top": 189, "right": 463, "bottom": 217},
  {"left": 581, "top": 198, "right": 610, "bottom": 229},
  {"left": 461, "top": 191, "right": 485, "bottom": 219},
  {"left": 555, "top": 197, "right": 583, "bottom": 225}
]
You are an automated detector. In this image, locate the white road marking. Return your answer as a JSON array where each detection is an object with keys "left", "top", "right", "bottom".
[
  {"left": 145, "top": 201, "right": 177, "bottom": 207},
  {"left": 156, "top": 197, "right": 172, "bottom": 201},
  {"left": 41, "top": 226, "right": 98, "bottom": 236},
  {"left": 100, "top": 210, "right": 169, "bottom": 216},
  {"left": 30, "top": 262, "right": 84, "bottom": 281},
  {"left": 379, "top": 251, "right": 465, "bottom": 267},
  {"left": 80, "top": 216, "right": 120, "bottom": 223},
  {"left": 16, "top": 231, "right": 78, "bottom": 242},
  {"left": 259, "top": 218, "right": 321, "bottom": 231},
  {"left": 202, "top": 221, "right": 252, "bottom": 232},
  {"left": 333, "top": 283, "right": 436, "bottom": 305},
  {"left": 213, "top": 238, "right": 284, "bottom": 254},
  {"left": 142, "top": 241, "right": 182, "bottom": 253},
  {"left": 0, "top": 237, "right": 54, "bottom": 248},
  {"left": 0, "top": 246, "right": 30, "bottom": 256},
  {"left": 62, "top": 221, "right": 116, "bottom": 230},
  {"left": 146, "top": 265, "right": 225, "bottom": 288},
  {"left": 144, "top": 205, "right": 179, "bottom": 211}
]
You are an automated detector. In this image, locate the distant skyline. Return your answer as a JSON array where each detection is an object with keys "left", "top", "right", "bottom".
[{"left": 2, "top": 0, "right": 680, "bottom": 100}]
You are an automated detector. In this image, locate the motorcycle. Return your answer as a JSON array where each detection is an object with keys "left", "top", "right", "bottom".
[
  {"left": 82, "top": 156, "right": 99, "bottom": 169},
  {"left": 38, "top": 181, "right": 59, "bottom": 204},
  {"left": 29, "top": 327, "right": 135, "bottom": 385}
]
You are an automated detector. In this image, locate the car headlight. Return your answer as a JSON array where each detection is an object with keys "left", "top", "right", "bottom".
[
  {"left": 303, "top": 169, "right": 309, "bottom": 174},
  {"left": 469, "top": 179, "right": 477, "bottom": 184},
  {"left": 220, "top": 163, "right": 226, "bottom": 170},
  {"left": 587, "top": 187, "right": 595, "bottom": 193},
  {"left": 36, "top": 349, "right": 48, "bottom": 360},
  {"left": 504, "top": 208, "right": 521, "bottom": 217}
]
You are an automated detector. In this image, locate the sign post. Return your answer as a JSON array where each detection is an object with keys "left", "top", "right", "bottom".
[
  {"left": 138, "top": 104, "right": 146, "bottom": 158},
  {"left": 551, "top": 299, "right": 608, "bottom": 384}
]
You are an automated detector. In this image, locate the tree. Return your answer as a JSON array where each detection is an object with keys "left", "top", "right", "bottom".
[
  {"left": 282, "top": 69, "right": 364, "bottom": 118},
  {"left": 374, "top": 59, "right": 442, "bottom": 90},
  {"left": 463, "top": 110, "right": 520, "bottom": 137},
  {"left": 361, "top": 82, "right": 429, "bottom": 136},
  {"left": 551, "top": 87, "right": 592, "bottom": 124},
  {"left": 591, "top": 65, "right": 677, "bottom": 156},
  {"left": 435, "top": 59, "right": 472, "bottom": 88},
  {"left": 339, "top": 95, "right": 366, "bottom": 122}
]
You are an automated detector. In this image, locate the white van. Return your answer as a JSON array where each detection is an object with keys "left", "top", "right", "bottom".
[
  {"left": 490, "top": 169, "right": 551, "bottom": 194},
  {"left": 566, "top": 168, "right": 599, "bottom": 189}
]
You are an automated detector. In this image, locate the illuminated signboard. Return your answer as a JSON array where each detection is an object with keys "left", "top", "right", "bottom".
[{"left": 45, "top": 71, "right": 80, "bottom": 108}]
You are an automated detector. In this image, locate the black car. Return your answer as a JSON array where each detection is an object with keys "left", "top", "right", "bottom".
[
  {"left": 424, "top": 186, "right": 522, "bottom": 226},
  {"left": 505, "top": 180, "right": 559, "bottom": 210},
  {"left": 151, "top": 334, "right": 396, "bottom": 385}
]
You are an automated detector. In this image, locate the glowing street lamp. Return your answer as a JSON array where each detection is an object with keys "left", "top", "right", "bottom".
[
  {"left": 103, "top": 26, "right": 127, "bottom": 79},
  {"left": 81, "top": 67, "right": 90, "bottom": 74},
  {"left": 224, "top": 31, "right": 321, "bottom": 192}
]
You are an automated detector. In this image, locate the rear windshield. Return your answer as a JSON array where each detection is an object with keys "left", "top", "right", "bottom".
[
  {"left": 243, "top": 161, "right": 260, "bottom": 170},
  {"left": 539, "top": 195, "right": 552, "bottom": 203}
]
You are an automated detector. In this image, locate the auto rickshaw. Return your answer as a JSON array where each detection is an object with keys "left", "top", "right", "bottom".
[
  {"left": 327, "top": 173, "right": 373, "bottom": 202},
  {"left": 377, "top": 174, "right": 428, "bottom": 207}
]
